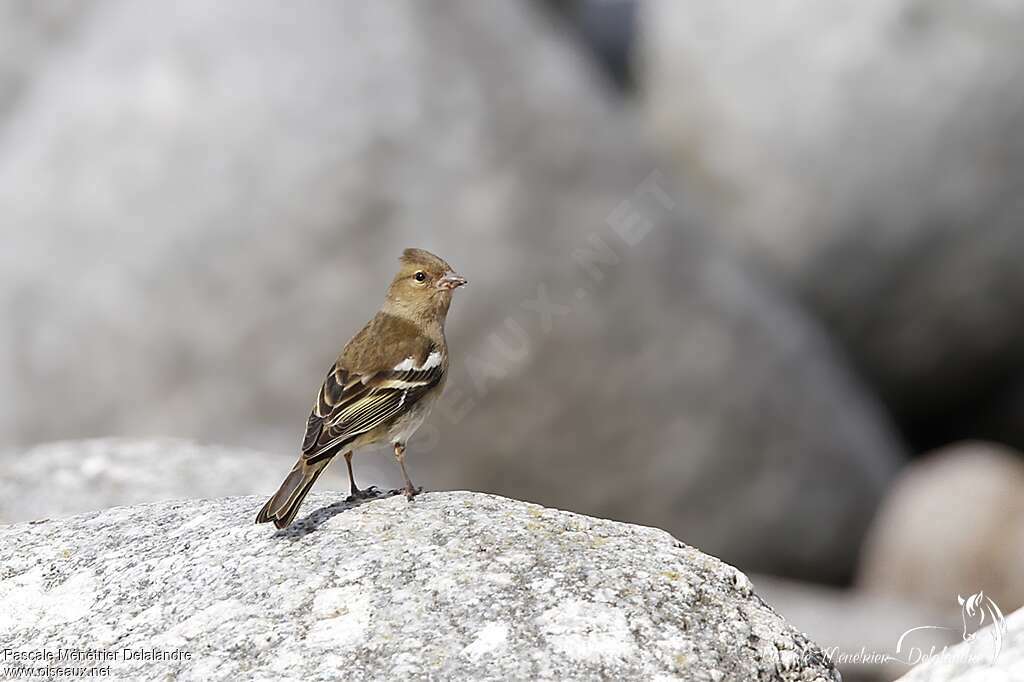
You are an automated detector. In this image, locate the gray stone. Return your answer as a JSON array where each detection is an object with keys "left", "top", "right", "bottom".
[
  {"left": 544, "top": 0, "right": 639, "bottom": 89},
  {"left": 895, "top": 606, "right": 1024, "bottom": 682},
  {"left": 858, "top": 442, "right": 1024, "bottom": 612},
  {"left": 0, "top": 0, "right": 99, "bottom": 122},
  {"left": 0, "top": 491, "right": 839, "bottom": 681},
  {"left": 638, "top": 0, "right": 1024, "bottom": 437},
  {"left": 0, "top": 0, "right": 902, "bottom": 581},
  {"left": 0, "top": 438, "right": 367, "bottom": 525}
]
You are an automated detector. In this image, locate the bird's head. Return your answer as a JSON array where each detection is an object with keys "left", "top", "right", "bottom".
[{"left": 385, "top": 248, "right": 467, "bottom": 323}]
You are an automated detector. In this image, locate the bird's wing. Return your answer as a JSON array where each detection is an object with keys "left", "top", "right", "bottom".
[{"left": 301, "top": 350, "right": 444, "bottom": 462}]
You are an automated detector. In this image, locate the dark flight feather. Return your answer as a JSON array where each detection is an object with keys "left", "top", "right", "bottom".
[{"left": 299, "top": 314, "right": 444, "bottom": 464}]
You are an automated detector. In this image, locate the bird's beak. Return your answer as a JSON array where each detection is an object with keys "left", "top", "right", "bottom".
[{"left": 436, "top": 272, "right": 468, "bottom": 290}]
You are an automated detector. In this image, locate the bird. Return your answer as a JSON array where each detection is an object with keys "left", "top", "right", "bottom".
[{"left": 256, "top": 248, "right": 467, "bottom": 529}]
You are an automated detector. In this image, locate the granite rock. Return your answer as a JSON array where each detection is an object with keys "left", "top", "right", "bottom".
[{"left": 0, "top": 492, "right": 839, "bottom": 681}]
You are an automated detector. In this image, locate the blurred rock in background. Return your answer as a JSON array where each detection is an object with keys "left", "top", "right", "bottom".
[
  {"left": 541, "top": 0, "right": 638, "bottom": 90},
  {"left": 0, "top": 438, "right": 357, "bottom": 524},
  {"left": 0, "top": 0, "right": 99, "bottom": 121},
  {"left": 895, "top": 606, "right": 1024, "bottom": 682},
  {"left": 755, "top": 575, "right": 959, "bottom": 682},
  {"left": 0, "top": 0, "right": 903, "bottom": 582},
  {"left": 858, "top": 442, "right": 1024, "bottom": 612},
  {"left": 637, "top": 0, "right": 1024, "bottom": 452},
  {"left": 946, "top": 371, "right": 1024, "bottom": 452}
]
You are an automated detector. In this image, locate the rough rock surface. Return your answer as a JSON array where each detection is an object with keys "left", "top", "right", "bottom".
[
  {"left": 0, "top": 492, "right": 839, "bottom": 681},
  {"left": 638, "top": 0, "right": 1024, "bottom": 444},
  {"left": 895, "top": 606, "right": 1024, "bottom": 682},
  {"left": 858, "top": 442, "right": 1024, "bottom": 612},
  {"left": 0, "top": 438, "right": 367, "bottom": 525},
  {"left": 0, "top": 0, "right": 902, "bottom": 581}
]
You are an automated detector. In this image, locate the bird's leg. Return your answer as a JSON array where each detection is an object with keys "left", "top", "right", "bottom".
[
  {"left": 344, "top": 451, "right": 378, "bottom": 501},
  {"left": 392, "top": 442, "right": 422, "bottom": 500}
]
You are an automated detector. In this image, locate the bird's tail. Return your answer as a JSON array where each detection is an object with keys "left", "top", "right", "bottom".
[{"left": 255, "top": 455, "right": 334, "bottom": 529}]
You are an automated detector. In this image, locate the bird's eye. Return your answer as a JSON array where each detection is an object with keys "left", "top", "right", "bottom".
[{"left": 414, "top": 271, "right": 426, "bottom": 282}]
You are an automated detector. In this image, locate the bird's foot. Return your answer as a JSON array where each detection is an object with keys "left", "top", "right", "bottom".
[
  {"left": 346, "top": 485, "right": 382, "bottom": 502},
  {"left": 387, "top": 485, "right": 423, "bottom": 500}
]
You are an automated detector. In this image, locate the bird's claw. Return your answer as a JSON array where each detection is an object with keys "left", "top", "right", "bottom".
[
  {"left": 346, "top": 485, "right": 382, "bottom": 502},
  {"left": 387, "top": 486, "right": 424, "bottom": 500}
]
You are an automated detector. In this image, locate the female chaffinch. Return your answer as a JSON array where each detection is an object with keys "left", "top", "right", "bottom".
[{"left": 257, "top": 248, "right": 467, "bottom": 529}]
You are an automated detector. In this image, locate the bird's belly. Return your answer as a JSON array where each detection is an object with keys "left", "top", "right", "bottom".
[{"left": 386, "top": 391, "right": 436, "bottom": 445}]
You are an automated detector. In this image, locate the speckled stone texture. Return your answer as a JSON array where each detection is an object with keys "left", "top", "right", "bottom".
[{"left": 0, "top": 492, "right": 838, "bottom": 681}]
